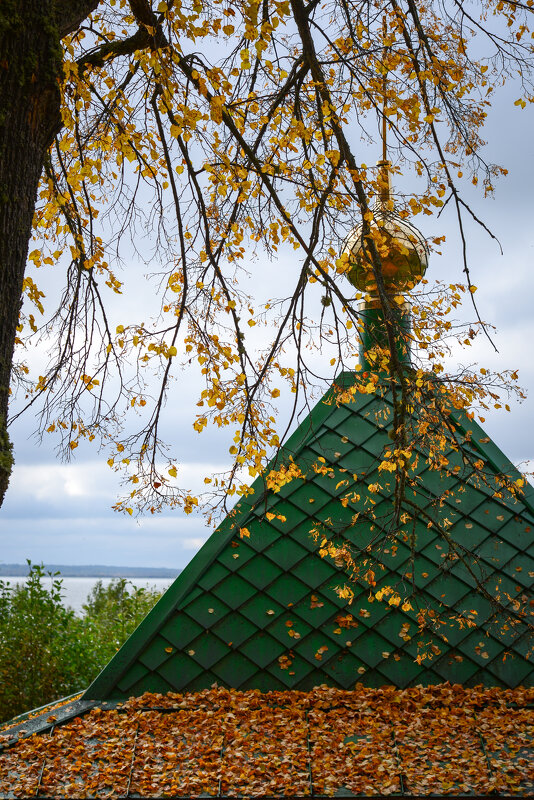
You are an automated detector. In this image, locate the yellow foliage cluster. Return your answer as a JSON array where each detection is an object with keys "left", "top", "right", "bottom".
[{"left": 10, "top": 0, "right": 529, "bottom": 525}]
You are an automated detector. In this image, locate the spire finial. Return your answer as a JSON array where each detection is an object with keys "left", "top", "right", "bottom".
[
  {"left": 342, "top": 13, "right": 428, "bottom": 301},
  {"left": 379, "top": 15, "right": 390, "bottom": 208},
  {"left": 340, "top": 16, "right": 430, "bottom": 371}
]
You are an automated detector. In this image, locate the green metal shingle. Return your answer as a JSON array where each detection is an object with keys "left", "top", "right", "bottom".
[{"left": 84, "top": 372, "right": 534, "bottom": 699}]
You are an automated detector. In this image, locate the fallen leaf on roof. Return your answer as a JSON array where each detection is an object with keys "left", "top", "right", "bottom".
[{"left": 0, "top": 685, "right": 532, "bottom": 798}]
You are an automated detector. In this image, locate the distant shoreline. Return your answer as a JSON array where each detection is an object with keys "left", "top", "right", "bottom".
[{"left": 0, "top": 563, "right": 180, "bottom": 578}]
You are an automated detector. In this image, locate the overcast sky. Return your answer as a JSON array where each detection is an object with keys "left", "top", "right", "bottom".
[{"left": 1, "top": 78, "right": 533, "bottom": 571}]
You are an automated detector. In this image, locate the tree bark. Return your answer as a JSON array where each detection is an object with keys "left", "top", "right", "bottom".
[{"left": 0, "top": 0, "right": 96, "bottom": 507}]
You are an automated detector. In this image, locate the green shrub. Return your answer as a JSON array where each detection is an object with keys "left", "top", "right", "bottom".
[
  {"left": 0, "top": 563, "right": 162, "bottom": 723},
  {"left": 71, "top": 577, "right": 163, "bottom": 688}
]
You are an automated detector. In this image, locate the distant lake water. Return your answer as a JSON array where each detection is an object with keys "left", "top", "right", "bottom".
[{"left": 0, "top": 576, "right": 176, "bottom": 614}]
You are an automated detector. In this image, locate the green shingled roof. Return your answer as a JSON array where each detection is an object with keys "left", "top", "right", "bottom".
[{"left": 84, "top": 372, "right": 534, "bottom": 700}]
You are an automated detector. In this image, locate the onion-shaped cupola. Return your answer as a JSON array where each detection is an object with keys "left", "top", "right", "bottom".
[{"left": 342, "top": 162, "right": 429, "bottom": 371}]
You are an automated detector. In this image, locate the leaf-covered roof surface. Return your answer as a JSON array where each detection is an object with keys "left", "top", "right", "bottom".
[
  {"left": 85, "top": 374, "right": 534, "bottom": 699},
  {"left": 0, "top": 685, "right": 532, "bottom": 798}
]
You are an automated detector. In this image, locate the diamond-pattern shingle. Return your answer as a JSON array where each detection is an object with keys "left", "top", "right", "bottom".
[{"left": 84, "top": 372, "right": 534, "bottom": 700}]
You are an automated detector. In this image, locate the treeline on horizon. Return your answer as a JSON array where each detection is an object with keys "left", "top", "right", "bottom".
[
  {"left": 0, "top": 562, "right": 180, "bottom": 577},
  {"left": 0, "top": 563, "right": 163, "bottom": 723}
]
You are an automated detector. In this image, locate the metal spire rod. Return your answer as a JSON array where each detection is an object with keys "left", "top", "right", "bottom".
[{"left": 380, "top": 16, "right": 390, "bottom": 205}]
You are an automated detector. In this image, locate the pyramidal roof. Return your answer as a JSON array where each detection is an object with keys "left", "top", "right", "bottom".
[{"left": 84, "top": 371, "right": 534, "bottom": 700}]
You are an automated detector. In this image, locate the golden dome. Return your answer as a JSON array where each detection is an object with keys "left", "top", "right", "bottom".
[{"left": 343, "top": 169, "right": 428, "bottom": 296}]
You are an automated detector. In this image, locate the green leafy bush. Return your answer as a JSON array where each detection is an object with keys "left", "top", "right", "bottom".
[{"left": 0, "top": 563, "right": 162, "bottom": 723}]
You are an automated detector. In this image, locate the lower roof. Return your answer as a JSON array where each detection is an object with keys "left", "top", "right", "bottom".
[{"left": 0, "top": 684, "right": 532, "bottom": 798}]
